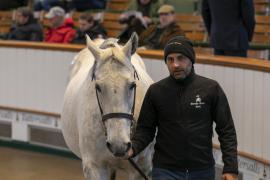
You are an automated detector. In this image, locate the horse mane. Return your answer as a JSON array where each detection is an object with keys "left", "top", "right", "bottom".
[
  {"left": 98, "top": 38, "right": 132, "bottom": 69},
  {"left": 99, "top": 38, "right": 120, "bottom": 49}
]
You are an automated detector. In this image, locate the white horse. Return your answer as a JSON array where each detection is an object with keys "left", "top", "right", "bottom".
[{"left": 61, "top": 33, "right": 154, "bottom": 180}]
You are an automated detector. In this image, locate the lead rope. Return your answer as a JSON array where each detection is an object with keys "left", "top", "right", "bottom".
[
  {"left": 128, "top": 67, "right": 148, "bottom": 180},
  {"left": 128, "top": 158, "right": 149, "bottom": 180}
]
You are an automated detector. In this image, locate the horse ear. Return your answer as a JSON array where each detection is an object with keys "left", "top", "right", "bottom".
[
  {"left": 122, "top": 32, "right": 138, "bottom": 58},
  {"left": 86, "top": 35, "right": 101, "bottom": 59}
]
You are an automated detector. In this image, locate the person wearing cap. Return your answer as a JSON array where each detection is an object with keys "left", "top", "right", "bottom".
[
  {"left": 5, "top": 7, "right": 43, "bottom": 41},
  {"left": 44, "top": 6, "right": 76, "bottom": 43},
  {"left": 125, "top": 36, "right": 238, "bottom": 180},
  {"left": 138, "top": 4, "right": 185, "bottom": 49}
]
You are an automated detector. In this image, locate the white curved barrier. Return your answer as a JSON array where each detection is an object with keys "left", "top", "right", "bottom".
[{"left": 1, "top": 41, "right": 270, "bottom": 180}]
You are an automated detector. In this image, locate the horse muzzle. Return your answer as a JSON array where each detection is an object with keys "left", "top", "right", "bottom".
[{"left": 106, "top": 141, "right": 132, "bottom": 157}]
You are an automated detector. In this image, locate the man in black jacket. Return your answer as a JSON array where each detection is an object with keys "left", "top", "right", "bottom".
[
  {"left": 201, "top": 0, "right": 255, "bottom": 57},
  {"left": 126, "top": 36, "right": 238, "bottom": 180},
  {"left": 72, "top": 13, "right": 107, "bottom": 44},
  {"left": 6, "top": 7, "right": 43, "bottom": 41}
]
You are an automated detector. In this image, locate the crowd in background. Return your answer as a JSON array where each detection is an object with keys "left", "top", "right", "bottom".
[
  {"left": 0, "top": 0, "right": 255, "bottom": 58},
  {"left": 0, "top": 0, "right": 186, "bottom": 50},
  {"left": 0, "top": 0, "right": 109, "bottom": 43}
]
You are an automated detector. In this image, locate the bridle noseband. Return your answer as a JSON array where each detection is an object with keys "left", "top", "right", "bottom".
[{"left": 91, "top": 61, "right": 139, "bottom": 136}]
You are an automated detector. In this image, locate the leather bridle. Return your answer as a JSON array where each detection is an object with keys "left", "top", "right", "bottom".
[
  {"left": 91, "top": 60, "right": 148, "bottom": 180},
  {"left": 91, "top": 61, "right": 139, "bottom": 137}
]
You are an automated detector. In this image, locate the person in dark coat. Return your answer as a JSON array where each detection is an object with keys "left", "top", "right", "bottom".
[
  {"left": 201, "top": 0, "right": 255, "bottom": 57},
  {"left": 0, "top": 0, "right": 27, "bottom": 10},
  {"left": 6, "top": 7, "right": 43, "bottom": 41},
  {"left": 138, "top": 5, "right": 185, "bottom": 49},
  {"left": 118, "top": 0, "right": 164, "bottom": 43},
  {"left": 34, "top": 0, "right": 63, "bottom": 11},
  {"left": 67, "top": 0, "right": 107, "bottom": 11},
  {"left": 72, "top": 13, "right": 107, "bottom": 44},
  {"left": 125, "top": 36, "right": 238, "bottom": 180}
]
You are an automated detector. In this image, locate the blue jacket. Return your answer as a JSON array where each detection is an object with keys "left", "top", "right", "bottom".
[{"left": 202, "top": 0, "right": 255, "bottom": 50}]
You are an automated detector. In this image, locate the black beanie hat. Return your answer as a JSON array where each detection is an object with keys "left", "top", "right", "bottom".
[{"left": 164, "top": 36, "right": 195, "bottom": 64}]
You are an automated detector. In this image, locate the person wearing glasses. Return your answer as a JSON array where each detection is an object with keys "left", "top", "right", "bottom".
[{"left": 138, "top": 4, "right": 185, "bottom": 49}]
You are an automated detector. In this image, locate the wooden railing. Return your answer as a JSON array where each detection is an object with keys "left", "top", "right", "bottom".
[
  {"left": 1, "top": 40, "right": 270, "bottom": 72},
  {"left": 0, "top": 105, "right": 60, "bottom": 118}
]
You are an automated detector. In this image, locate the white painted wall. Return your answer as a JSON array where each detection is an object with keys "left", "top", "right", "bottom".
[
  {"left": 0, "top": 47, "right": 76, "bottom": 113},
  {"left": 0, "top": 47, "right": 270, "bottom": 162}
]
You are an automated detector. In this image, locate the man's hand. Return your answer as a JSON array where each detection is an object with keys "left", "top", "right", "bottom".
[
  {"left": 121, "top": 147, "right": 134, "bottom": 159},
  {"left": 222, "top": 173, "right": 238, "bottom": 180},
  {"left": 127, "top": 147, "right": 134, "bottom": 157}
]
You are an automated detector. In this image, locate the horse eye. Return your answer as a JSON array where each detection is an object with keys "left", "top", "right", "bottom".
[
  {"left": 129, "top": 82, "right": 136, "bottom": 90},
  {"left": 95, "top": 84, "right": 101, "bottom": 92}
]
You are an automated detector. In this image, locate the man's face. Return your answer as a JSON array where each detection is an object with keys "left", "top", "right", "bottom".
[
  {"left": 78, "top": 19, "right": 93, "bottom": 32},
  {"left": 159, "top": 12, "right": 175, "bottom": 28},
  {"left": 140, "top": 0, "right": 151, "bottom": 5},
  {"left": 166, "top": 53, "right": 192, "bottom": 80},
  {"left": 16, "top": 12, "right": 28, "bottom": 25},
  {"left": 48, "top": 16, "right": 63, "bottom": 28}
]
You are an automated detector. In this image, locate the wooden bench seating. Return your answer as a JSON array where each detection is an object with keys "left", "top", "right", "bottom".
[
  {"left": 102, "top": 12, "right": 126, "bottom": 37},
  {"left": 254, "top": 0, "right": 270, "bottom": 15},
  {"left": 253, "top": 15, "right": 270, "bottom": 44},
  {"left": 0, "top": 11, "right": 15, "bottom": 35},
  {"left": 106, "top": 0, "right": 129, "bottom": 12},
  {"left": 175, "top": 14, "right": 207, "bottom": 42}
]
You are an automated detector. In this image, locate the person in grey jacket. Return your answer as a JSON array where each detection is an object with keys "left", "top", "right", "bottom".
[
  {"left": 201, "top": 0, "right": 255, "bottom": 57},
  {"left": 125, "top": 36, "right": 238, "bottom": 180}
]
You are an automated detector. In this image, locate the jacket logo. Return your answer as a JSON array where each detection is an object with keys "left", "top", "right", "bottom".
[{"left": 190, "top": 95, "right": 205, "bottom": 108}]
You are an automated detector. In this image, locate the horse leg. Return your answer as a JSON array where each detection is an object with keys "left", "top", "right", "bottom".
[
  {"left": 110, "top": 170, "right": 116, "bottom": 180},
  {"left": 82, "top": 160, "right": 100, "bottom": 180},
  {"left": 82, "top": 158, "right": 102, "bottom": 180},
  {"left": 129, "top": 170, "right": 150, "bottom": 180},
  {"left": 82, "top": 158, "right": 115, "bottom": 180}
]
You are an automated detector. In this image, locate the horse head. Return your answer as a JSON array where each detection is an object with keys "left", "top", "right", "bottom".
[{"left": 86, "top": 33, "right": 139, "bottom": 157}]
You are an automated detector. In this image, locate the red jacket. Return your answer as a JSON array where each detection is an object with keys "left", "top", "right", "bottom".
[{"left": 45, "top": 18, "right": 76, "bottom": 43}]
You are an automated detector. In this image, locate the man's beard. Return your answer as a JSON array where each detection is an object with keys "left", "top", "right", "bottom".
[{"left": 172, "top": 66, "right": 192, "bottom": 80}]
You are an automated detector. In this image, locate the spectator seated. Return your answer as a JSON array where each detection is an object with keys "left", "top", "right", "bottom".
[
  {"left": 44, "top": 6, "right": 76, "bottom": 43},
  {"left": 72, "top": 12, "right": 107, "bottom": 44},
  {"left": 4, "top": 7, "right": 43, "bottom": 41},
  {"left": 138, "top": 5, "right": 185, "bottom": 49}
]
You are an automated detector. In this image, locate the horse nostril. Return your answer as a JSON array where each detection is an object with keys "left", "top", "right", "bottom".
[
  {"left": 126, "top": 142, "right": 132, "bottom": 151},
  {"left": 106, "top": 142, "right": 112, "bottom": 152}
]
